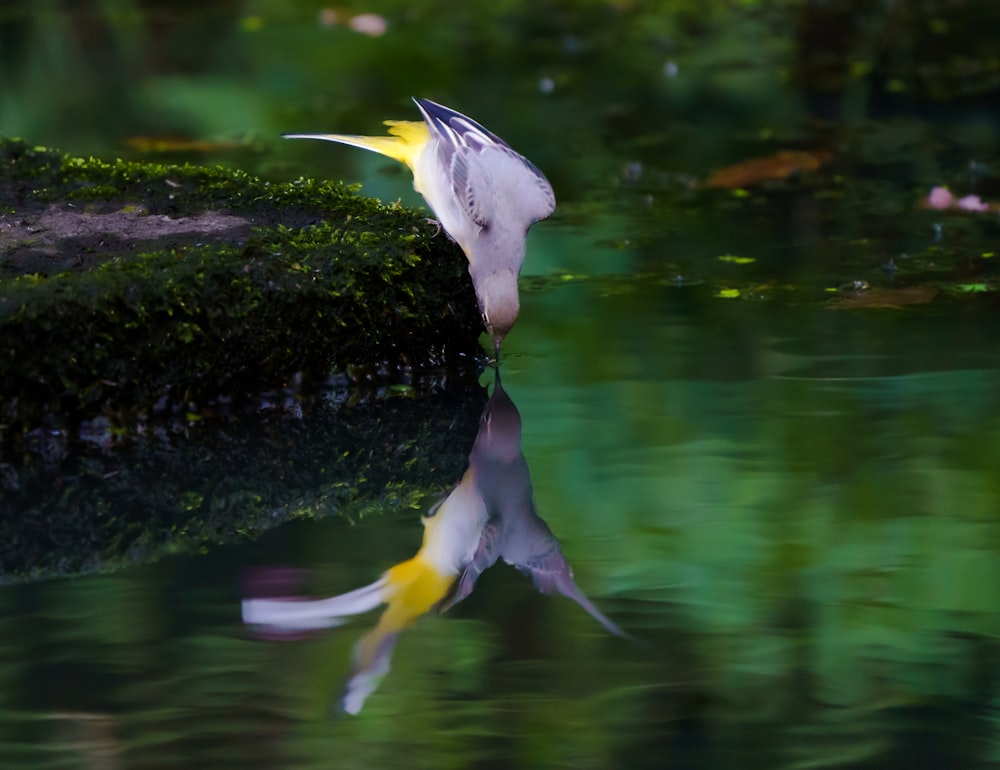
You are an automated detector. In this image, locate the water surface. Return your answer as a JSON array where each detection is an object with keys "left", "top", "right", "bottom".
[{"left": 2, "top": 1, "right": 1000, "bottom": 767}]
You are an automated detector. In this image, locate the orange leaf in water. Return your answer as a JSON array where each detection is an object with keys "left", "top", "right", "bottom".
[
  {"left": 123, "top": 136, "right": 250, "bottom": 154},
  {"left": 826, "top": 286, "right": 938, "bottom": 309},
  {"left": 704, "top": 150, "right": 832, "bottom": 189}
]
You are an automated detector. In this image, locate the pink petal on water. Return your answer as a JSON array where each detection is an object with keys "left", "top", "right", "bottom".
[
  {"left": 956, "top": 195, "right": 990, "bottom": 212},
  {"left": 349, "top": 13, "right": 388, "bottom": 36},
  {"left": 927, "top": 186, "right": 954, "bottom": 209}
]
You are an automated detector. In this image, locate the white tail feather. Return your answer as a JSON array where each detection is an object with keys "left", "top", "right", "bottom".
[
  {"left": 242, "top": 576, "right": 389, "bottom": 632},
  {"left": 341, "top": 634, "right": 396, "bottom": 715},
  {"left": 282, "top": 133, "right": 378, "bottom": 152}
]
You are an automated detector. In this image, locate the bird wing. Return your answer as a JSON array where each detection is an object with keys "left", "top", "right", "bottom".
[
  {"left": 413, "top": 98, "right": 556, "bottom": 227},
  {"left": 517, "top": 546, "right": 629, "bottom": 640},
  {"left": 438, "top": 518, "right": 501, "bottom": 612}
]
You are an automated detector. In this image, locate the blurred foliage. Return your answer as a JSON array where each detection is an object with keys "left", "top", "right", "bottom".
[
  {"left": 4, "top": 0, "right": 1000, "bottom": 182},
  {"left": 500, "top": 311, "right": 1000, "bottom": 769}
]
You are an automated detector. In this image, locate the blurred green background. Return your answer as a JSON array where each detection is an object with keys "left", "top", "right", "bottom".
[{"left": 2, "top": 0, "right": 1000, "bottom": 767}]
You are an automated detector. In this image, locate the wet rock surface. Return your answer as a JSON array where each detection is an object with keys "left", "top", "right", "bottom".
[{"left": 0, "top": 204, "right": 253, "bottom": 278}]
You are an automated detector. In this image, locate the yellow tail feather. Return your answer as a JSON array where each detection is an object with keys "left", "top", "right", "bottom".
[
  {"left": 373, "top": 120, "right": 430, "bottom": 168},
  {"left": 284, "top": 120, "right": 430, "bottom": 171},
  {"left": 383, "top": 120, "right": 431, "bottom": 149},
  {"left": 353, "top": 555, "right": 454, "bottom": 669}
]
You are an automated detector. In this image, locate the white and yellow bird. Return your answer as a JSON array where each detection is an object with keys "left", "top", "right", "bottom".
[
  {"left": 441, "top": 372, "right": 629, "bottom": 641},
  {"left": 283, "top": 98, "right": 556, "bottom": 357},
  {"left": 242, "top": 466, "right": 489, "bottom": 714},
  {"left": 242, "top": 372, "right": 628, "bottom": 714}
]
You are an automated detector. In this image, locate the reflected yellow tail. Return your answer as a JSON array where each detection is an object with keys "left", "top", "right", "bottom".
[{"left": 353, "top": 555, "right": 454, "bottom": 668}]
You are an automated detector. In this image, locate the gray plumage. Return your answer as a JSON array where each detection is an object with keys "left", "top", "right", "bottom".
[
  {"left": 443, "top": 371, "right": 628, "bottom": 639},
  {"left": 283, "top": 98, "right": 556, "bottom": 356}
]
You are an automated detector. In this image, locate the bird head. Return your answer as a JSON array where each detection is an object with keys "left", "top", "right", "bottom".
[
  {"left": 471, "top": 370, "right": 522, "bottom": 463},
  {"left": 476, "top": 270, "right": 520, "bottom": 356}
]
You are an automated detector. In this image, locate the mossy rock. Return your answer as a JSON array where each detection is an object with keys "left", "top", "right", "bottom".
[
  {"left": 0, "top": 138, "right": 483, "bottom": 441},
  {"left": 0, "top": 377, "right": 486, "bottom": 583}
]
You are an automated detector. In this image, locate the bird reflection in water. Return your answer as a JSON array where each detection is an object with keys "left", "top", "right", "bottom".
[{"left": 242, "top": 370, "right": 627, "bottom": 714}]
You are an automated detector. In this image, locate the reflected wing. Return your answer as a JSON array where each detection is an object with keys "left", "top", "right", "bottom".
[
  {"left": 438, "top": 519, "right": 501, "bottom": 612},
  {"left": 518, "top": 548, "right": 629, "bottom": 639}
]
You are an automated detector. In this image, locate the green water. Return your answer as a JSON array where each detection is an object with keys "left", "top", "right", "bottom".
[{"left": 3, "top": 0, "right": 1000, "bottom": 767}]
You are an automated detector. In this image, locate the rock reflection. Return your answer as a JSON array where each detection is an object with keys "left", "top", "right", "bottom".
[{"left": 242, "top": 370, "right": 626, "bottom": 714}]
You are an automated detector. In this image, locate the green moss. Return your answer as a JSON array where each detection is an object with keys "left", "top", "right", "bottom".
[
  {"left": 0, "top": 137, "right": 483, "bottom": 437},
  {"left": 0, "top": 380, "right": 486, "bottom": 581},
  {"left": 1, "top": 138, "right": 390, "bottom": 220}
]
